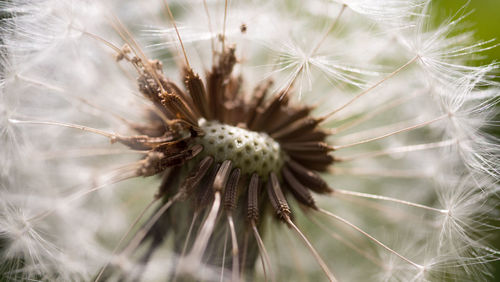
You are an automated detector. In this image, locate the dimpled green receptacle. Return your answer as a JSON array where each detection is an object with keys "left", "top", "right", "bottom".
[{"left": 193, "top": 119, "right": 284, "bottom": 179}]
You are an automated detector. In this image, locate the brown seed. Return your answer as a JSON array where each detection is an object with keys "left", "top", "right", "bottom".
[
  {"left": 186, "top": 144, "right": 204, "bottom": 160},
  {"left": 290, "top": 153, "right": 334, "bottom": 172},
  {"left": 266, "top": 172, "right": 291, "bottom": 219},
  {"left": 288, "top": 151, "right": 334, "bottom": 163},
  {"left": 250, "top": 94, "right": 287, "bottom": 131},
  {"left": 218, "top": 46, "right": 237, "bottom": 77},
  {"left": 247, "top": 173, "right": 260, "bottom": 221},
  {"left": 283, "top": 130, "right": 329, "bottom": 143},
  {"left": 155, "top": 144, "right": 203, "bottom": 171},
  {"left": 197, "top": 163, "right": 221, "bottom": 209},
  {"left": 139, "top": 151, "right": 165, "bottom": 177},
  {"left": 207, "top": 70, "right": 225, "bottom": 120},
  {"left": 225, "top": 75, "right": 242, "bottom": 101},
  {"left": 161, "top": 92, "right": 199, "bottom": 125},
  {"left": 281, "top": 141, "right": 332, "bottom": 153},
  {"left": 114, "top": 134, "right": 175, "bottom": 150},
  {"left": 180, "top": 156, "right": 214, "bottom": 196},
  {"left": 224, "top": 168, "right": 241, "bottom": 212},
  {"left": 240, "top": 23, "right": 247, "bottom": 33},
  {"left": 161, "top": 78, "right": 194, "bottom": 112},
  {"left": 282, "top": 166, "right": 316, "bottom": 209},
  {"left": 155, "top": 166, "right": 181, "bottom": 198},
  {"left": 267, "top": 106, "right": 312, "bottom": 134},
  {"left": 138, "top": 74, "right": 163, "bottom": 105},
  {"left": 246, "top": 80, "right": 273, "bottom": 126},
  {"left": 184, "top": 69, "right": 212, "bottom": 119},
  {"left": 286, "top": 159, "right": 332, "bottom": 193},
  {"left": 271, "top": 117, "right": 321, "bottom": 140}
]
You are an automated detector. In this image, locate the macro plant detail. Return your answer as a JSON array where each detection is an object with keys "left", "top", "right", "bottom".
[{"left": 0, "top": 0, "right": 499, "bottom": 281}]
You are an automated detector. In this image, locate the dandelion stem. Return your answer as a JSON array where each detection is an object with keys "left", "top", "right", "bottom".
[
  {"left": 108, "top": 14, "right": 166, "bottom": 92},
  {"left": 65, "top": 170, "right": 138, "bottom": 203},
  {"left": 332, "top": 189, "right": 448, "bottom": 214},
  {"left": 321, "top": 55, "right": 419, "bottom": 122},
  {"left": 8, "top": 119, "right": 117, "bottom": 139},
  {"left": 330, "top": 167, "right": 430, "bottom": 178},
  {"left": 222, "top": 0, "right": 228, "bottom": 52},
  {"left": 80, "top": 29, "right": 122, "bottom": 54},
  {"left": 172, "top": 211, "right": 199, "bottom": 282},
  {"left": 336, "top": 139, "right": 456, "bottom": 161},
  {"left": 240, "top": 230, "right": 250, "bottom": 280},
  {"left": 202, "top": 0, "right": 215, "bottom": 55},
  {"left": 163, "top": 0, "right": 191, "bottom": 69},
  {"left": 188, "top": 192, "right": 222, "bottom": 263},
  {"left": 8, "top": 118, "right": 181, "bottom": 149},
  {"left": 107, "top": 12, "right": 150, "bottom": 67},
  {"left": 16, "top": 74, "right": 64, "bottom": 92},
  {"left": 332, "top": 114, "right": 447, "bottom": 150},
  {"left": 39, "top": 148, "right": 149, "bottom": 160},
  {"left": 19, "top": 74, "right": 140, "bottom": 126},
  {"left": 28, "top": 170, "right": 137, "bottom": 222},
  {"left": 95, "top": 197, "right": 159, "bottom": 282},
  {"left": 318, "top": 208, "right": 424, "bottom": 270},
  {"left": 251, "top": 220, "right": 275, "bottom": 282},
  {"left": 284, "top": 226, "right": 308, "bottom": 281},
  {"left": 121, "top": 193, "right": 181, "bottom": 257},
  {"left": 285, "top": 216, "right": 337, "bottom": 282},
  {"left": 227, "top": 214, "right": 240, "bottom": 282},
  {"left": 220, "top": 228, "right": 229, "bottom": 282},
  {"left": 311, "top": 4, "right": 347, "bottom": 55},
  {"left": 331, "top": 90, "right": 422, "bottom": 134},
  {"left": 336, "top": 117, "right": 420, "bottom": 144},
  {"left": 310, "top": 216, "right": 386, "bottom": 269}
]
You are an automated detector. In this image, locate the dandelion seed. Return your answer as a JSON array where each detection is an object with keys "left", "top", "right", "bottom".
[{"left": 1, "top": 0, "right": 499, "bottom": 281}]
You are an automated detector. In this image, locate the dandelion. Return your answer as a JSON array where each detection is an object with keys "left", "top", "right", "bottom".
[{"left": 0, "top": 0, "right": 499, "bottom": 281}]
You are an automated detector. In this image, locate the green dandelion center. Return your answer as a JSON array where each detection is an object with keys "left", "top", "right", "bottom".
[{"left": 193, "top": 119, "right": 284, "bottom": 178}]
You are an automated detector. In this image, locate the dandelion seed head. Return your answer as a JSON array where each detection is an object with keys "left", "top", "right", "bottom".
[{"left": 1, "top": 0, "right": 499, "bottom": 281}]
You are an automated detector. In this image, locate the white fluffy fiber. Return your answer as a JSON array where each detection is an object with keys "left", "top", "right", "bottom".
[{"left": 1, "top": 0, "right": 498, "bottom": 281}]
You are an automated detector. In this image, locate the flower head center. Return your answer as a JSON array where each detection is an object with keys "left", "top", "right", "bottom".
[{"left": 194, "top": 119, "right": 284, "bottom": 179}]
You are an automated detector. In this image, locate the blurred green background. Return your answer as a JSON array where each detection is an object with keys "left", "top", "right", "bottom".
[
  {"left": 435, "top": 0, "right": 500, "bottom": 64},
  {"left": 434, "top": 1, "right": 500, "bottom": 281}
]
